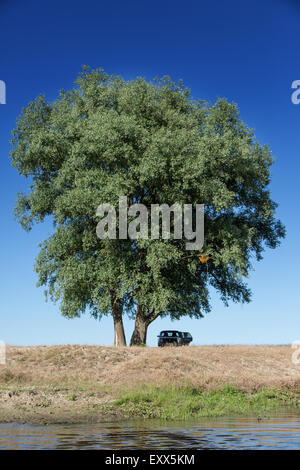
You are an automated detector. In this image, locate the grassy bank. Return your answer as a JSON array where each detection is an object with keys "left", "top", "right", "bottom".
[
  {"left": 1, "top": 345, "right": 300, "bottom": 424},
  {"left": 111, "top": 384, "right": 300, "bottom": 420}
]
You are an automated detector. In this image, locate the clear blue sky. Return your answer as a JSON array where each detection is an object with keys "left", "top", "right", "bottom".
[{"left": 0, "top": 0, "right": 299, "bottom": 346}]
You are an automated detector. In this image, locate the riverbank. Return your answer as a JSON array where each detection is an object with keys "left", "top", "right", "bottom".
[{"left": 1, "top": 345, "right": 300, "bottom": 424}]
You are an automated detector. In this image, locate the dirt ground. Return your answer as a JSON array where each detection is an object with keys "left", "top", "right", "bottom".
[{"left": 1, "top": 345, "right": 300, "bottom": 424}]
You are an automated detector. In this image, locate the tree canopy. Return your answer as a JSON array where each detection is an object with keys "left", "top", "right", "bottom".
[{"left": 11, "top": 67, "right": 285, "bottom": 345}]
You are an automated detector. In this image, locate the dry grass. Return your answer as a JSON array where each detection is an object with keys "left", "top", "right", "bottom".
[{"left": 1, "top": 345, "right": 300, "bottom": 392}]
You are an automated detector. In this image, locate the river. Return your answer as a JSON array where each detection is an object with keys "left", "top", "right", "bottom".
[{"left": 0, "top": 414, "right": 300, "bottom": 449}]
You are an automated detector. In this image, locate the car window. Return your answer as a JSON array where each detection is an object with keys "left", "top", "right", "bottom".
[{"left": 160, "top": 331, "right": 182, "bottom": 337}]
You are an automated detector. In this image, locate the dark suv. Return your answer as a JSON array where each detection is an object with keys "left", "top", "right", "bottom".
[{"left": 157, "top": 330, "right": 186, "bottom": 347}]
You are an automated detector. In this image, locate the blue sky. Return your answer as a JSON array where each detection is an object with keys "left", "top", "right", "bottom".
[{"left": 0, "top": 0, "right": 299, "bottom": 346}]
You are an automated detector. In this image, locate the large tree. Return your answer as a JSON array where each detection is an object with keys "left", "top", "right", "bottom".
[{"left": 11, "top": 67, "right": 285, "bottom": 346}]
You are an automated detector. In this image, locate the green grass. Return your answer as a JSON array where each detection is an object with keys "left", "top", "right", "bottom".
[
  {"left": 66, "top": 393, "right": 77, "bottom": 401},
  {"left": 112, "top": 384, "right": 300, "bottom": 420},
  {"left": 2, "top": 381, "right": 300, "bottom": 422},
  {"left": 35, "top": 401, "right": 51, "bottom": 408}
]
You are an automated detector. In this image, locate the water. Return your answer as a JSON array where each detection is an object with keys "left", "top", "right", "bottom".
[{"left": 0, "top": 415, "right": 300, "bottom": 449}]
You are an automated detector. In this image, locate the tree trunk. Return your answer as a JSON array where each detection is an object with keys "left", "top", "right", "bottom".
[
  {"left": 130, "top": 305, "right": 160, "bottom": 346},
  {"left": 111, "top": 292, "right": 126, "bottom": 346},
  {"left": 130, "top": 308, "right": 149, "bottom": 346},
  {"left": 113, "top": 315, "right": 127, "bottom": 346}
]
